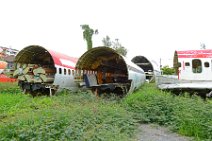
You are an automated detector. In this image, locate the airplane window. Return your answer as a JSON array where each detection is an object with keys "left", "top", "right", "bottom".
[
  {"left": 68, "top": 69, "right": 71, "bottom": 75},
  {"left": 72, "top": 70, "right": 75, "bottom": 75},
  {"left": 185, "top": 62, "right": 190, "bottom": 66},
  {"left": 64, "top": 68, "right": 67, "bottom": 75},
  {"left": 59, "top": 68, "right": 62, "bottom": 74},
  {"left": 192, "top": 59, "right": 202, "bottom": 73},
  {"left": 204, "top": 62, "right": 209, "bottom": 68}
]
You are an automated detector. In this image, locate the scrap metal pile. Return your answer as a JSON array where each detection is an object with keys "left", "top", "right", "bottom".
[{"left": 12, "top": 63, "right": 56, "bottom": 83}]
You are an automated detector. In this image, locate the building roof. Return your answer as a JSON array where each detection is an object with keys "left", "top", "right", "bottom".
[{"left": 3, "top": 55, "right": 15, "bottom": 62}]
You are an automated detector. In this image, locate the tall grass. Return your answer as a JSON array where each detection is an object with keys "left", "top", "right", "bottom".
[
  {"left": 0, "top": 82, "right": 21, "bottom": 94},
  {"left": 123, "top": 84, "right": 212, "bottom": 140},
  {"left": 0, "top": 91, "right": 137, "bottom": 141},
  {"left": 1, "top": 83, "right": 212, "bottom": 140}
]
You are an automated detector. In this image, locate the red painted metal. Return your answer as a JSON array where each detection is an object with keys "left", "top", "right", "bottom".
[
  {"left": 0, "top": 74, "right": 16, "bottom": 82},
  {"left": 48, "top": 50, "right": 78, "bottom": 69},
  {"left": 177, "top": 49, "right": 212, "bottom": 58}
]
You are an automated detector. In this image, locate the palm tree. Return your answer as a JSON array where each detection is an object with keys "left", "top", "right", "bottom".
[{"left": 80, "top": 24, "right": 98, "bottom": 50}]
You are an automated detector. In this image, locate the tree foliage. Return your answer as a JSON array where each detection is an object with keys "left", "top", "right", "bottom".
[
  {"left": 102, "top": 36, "right": 127, "bottom": 56},
  {"left": 102, "top": 35, "right": 112, "bottom": 47},
  {"left": 80, "top": 24, "right": 98, "bottom": 50},
  {"left": 161, "top": 65, "right": 175, "bottom": 75}
]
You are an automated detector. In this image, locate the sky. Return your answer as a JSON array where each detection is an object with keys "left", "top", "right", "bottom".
[{"left": 1, "top": 0, "right": 212, "bottom": 67}]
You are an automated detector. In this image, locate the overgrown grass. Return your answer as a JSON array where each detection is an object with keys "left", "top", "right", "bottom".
[
  {"left": 1, "top": 83, "right": 212, "bottom": 140},
  {"left": 0, "top": 82, "right": 21, "bottom": 94},
  {"left": 123, "top": 84, "right": 212, "bottom": 140},
  {"left": 0, "top": 90, "right": 136, "bottom": 141}
]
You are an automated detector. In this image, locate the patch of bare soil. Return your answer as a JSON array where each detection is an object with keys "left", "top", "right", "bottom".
[{"left": 136, "top": 124, "right": 193, "bottom": 141}]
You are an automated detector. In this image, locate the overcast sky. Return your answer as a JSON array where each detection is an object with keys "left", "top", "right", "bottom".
[{"left": 0, "top": 0, "right": 212, "bottom": 66}]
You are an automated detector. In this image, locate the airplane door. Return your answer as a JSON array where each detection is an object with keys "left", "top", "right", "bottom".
[{"left": 180, "top": 61, "right": 192, "bottom": 80}]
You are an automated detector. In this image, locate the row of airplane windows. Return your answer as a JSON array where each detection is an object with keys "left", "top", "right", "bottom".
[
  {"left": 56, "top": 67, "right": 97, "bottom": 76},
  {"left": 178, "top": 59, "right": 210, "bottom": 73}
]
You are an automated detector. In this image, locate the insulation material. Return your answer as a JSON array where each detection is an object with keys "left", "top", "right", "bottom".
[
  {"left": 23, "top": 67, "right": 33, "bottom": 74},
  {"left": 13, "top": 68, "right": 24, "bottom": 77},
  {"left": 28, "top": 64, "right": 36, "bottom": 67},
  {"left": 22, "top": 64, "right": 28, "bottom": 69},
  {"left": 40, "top": 74, "right": 54, "bottom": 83},
  {"left": 16, "top": 63, "right": 21, "bottom": 68},
  {"left": 14, "top": 63, "right": 55, "bottom": 83},
  {"left": 33, "top": 67, "right": 56, "bottom": 75},
  {"left": 25, "top": 75, "right": 34, "bottom": 83},
  {"left": 33, "top": 75, "right": 42, "bottom": 83},
  {"left": 18, "top": 75, "right": 25, "bottom": 81}
]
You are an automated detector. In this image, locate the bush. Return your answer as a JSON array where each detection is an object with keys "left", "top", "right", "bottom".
[{"left": 161, "top": 65, "right": 175, "bottom": 75}]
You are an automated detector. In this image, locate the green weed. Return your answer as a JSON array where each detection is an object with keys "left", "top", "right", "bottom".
[
  {"left": 0, "top": 90, "right": 136, "bottom": 141},
  {"left": 123, "top": 83, "right": 212, "bottom": 140},
  {"left": 0, "top": 82, "right": 21, "bottom": 94},
  {"left": 1, "top": 83, "right": 212, "bottom": 140}
]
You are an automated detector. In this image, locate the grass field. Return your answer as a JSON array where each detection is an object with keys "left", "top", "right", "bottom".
[{"left": 0, "top": 82, "right": 212, "bottom": 141}]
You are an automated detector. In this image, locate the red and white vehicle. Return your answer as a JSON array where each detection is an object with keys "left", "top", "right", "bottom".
[
  {"left": 14, "top": 45, "right": 146, "bottom": 96},
  {"left": 14, "top": 45, "right": 78, "bottom": 95},
  {"left": 75, "top": 46, "right": 146, "bottom": 95},
  {"left": 157, "top": 49, "right": 212, "bottom": 96}
]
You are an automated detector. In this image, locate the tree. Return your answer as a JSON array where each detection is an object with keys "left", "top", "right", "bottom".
[
  {"left": 161, "top": 65, "right": 175, "bottom": 75},
  {"left": 102, "top": 35, "right": 112, "bottom": 47},
  {"left": 112, "top": 39, "right": 127, "bottom": 56},
  {"left": 102, "top": 36, "right": 127, "bottom": 57},
  {"left": 80, "top": 24, "right": 98, "bottom": 50}
]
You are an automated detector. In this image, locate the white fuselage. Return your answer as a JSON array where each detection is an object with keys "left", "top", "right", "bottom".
[
  {"left": 54, "top": 65, "right": 78, "bottom": 91},
  {"left": 178, "top": 58, "right": 212, "bottom": 80}
]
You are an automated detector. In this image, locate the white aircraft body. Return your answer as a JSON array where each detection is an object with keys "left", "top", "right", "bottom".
[
  {"left": 156, "top": 49, "right": 212, "bottom": 96},
  {"left": 14, "top": 45, "right": 146, "bottom": 96}
]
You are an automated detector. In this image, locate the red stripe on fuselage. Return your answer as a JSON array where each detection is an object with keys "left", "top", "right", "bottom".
[
  {"left": 177, "top": 49, "right": 212, "bottom": 55},
  {"left": 48, "top": 50, "right": 78, "bottom": 69},
  {"left": 178, "top": 54, "right": 212, "bottom": 58}
]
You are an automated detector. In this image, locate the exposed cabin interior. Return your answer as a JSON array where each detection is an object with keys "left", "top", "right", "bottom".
[
  {"left": 131, "top": 56, "right": 154, "bottom": 82},
  {"left": 75, "top": 47, "right": 131, "bottom": 95},
  {"left": 13, "top": 45, "right": 56, "bottom": 94},
  {"left": 15, "top": 46, "right": 55, "bottom": 68}
]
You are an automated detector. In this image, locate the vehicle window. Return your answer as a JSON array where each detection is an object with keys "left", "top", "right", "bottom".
[
  {"left": 192, "top": 59, "right": 202, "bottom": 73},
  {"left": 185, "top": 62, "right": 190, "bottom": 66},
  {"left": 64, "top": 68, "right": 67, "bottom": 75},
  {"left": 204, "top": 62, "right": 209, "bottom": 68},
  {"left": 59, "top": 68, "right": 62, "bottom": 74},
  {"left": 68, "top": 69, "right": 71, "bottom": 75}
]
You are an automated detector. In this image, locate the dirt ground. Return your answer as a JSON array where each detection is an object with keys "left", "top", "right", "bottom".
[{"left": 136, "top": 124, "right": 193, "bottom": 141}]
